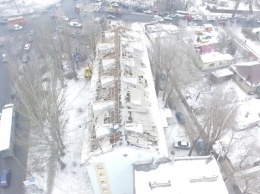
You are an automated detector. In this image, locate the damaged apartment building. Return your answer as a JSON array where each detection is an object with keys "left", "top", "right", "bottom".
[{"left": 80, "top": 26, "right": 168, "bottom": 194}]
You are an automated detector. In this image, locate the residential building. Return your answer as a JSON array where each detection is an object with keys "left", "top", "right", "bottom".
[
  {"left": 199, "top": 52, "right": 233, "bottom": 70},
  {"left": 81, "top": 26, "right": 168, "bottom": 194},
  {"left": 145, "top": 23, "right": 179, "bottom": 44},
  {"left": 134, "top": 156, "right": 229, "bottom": 194},
  {"left": 230, "top": 61, "right": 260, "bottom": 94}
]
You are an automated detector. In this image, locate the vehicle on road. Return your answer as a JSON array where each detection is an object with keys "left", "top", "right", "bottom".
[
  {"left": 144, "top": 10, "right": 152, "bottom": 14},
  {"left": 193, "top": 15, "right": 202, "bottom": 21},
  {"left": 7, "top": 16, "right": 26, "bottom": 26},
  {"left": 176, "top": 10, "right": 192, "bottom": 20},
  {"left": 50, "top": 14, "right": 58, "bottom": 19},
  {"left": 24, "top": 44, "right": 31, "bottom": 51},
  {"left": 22, "top": 54, "right": 29, "bottom": 63},
  {"left": 174, "top": 141, "right": 191, "bottom": 149},
  {"left": 195, "top": 139, "right": 206, "bottom": 155},
  {"left": 14, "top": 24, "right": 23, "bottom": 30},
  {"left": 207, "top": 16, "right": 216, "bottom": 22},
  {"left": 106, "top": 14, "right": 116, "bottom": 19},
  {"left": 111, "top": 2, "right": 119, "bottom": 7},
  {"left": 30, "top": 14, "right": 40, "bottom": 19},
  {"left": 2, "top": 54, "right": 7, "bottom": 63},
  {"left": 154, "top": 15, "right": 164, "bottom": 22},
  {"left": 69, "top": 21, "right": 82, "bottom": 28},
  {"left": 0, "top": 104, "right": 15, "bottom": 157},
  {"left": 188, "top": 22, "right": 197, "bottom": 26},
  {"left": 0, "top": 18, "right": 8, "bottom": 25},
  {"left": 175, "top": 112, "right": 185, "bottom": 124},
  {"left": 164, "top": 16, "right": 173, "bottom": 21},
  {"left": 0, "top": 169, "right": 10, "bottom": 188}
]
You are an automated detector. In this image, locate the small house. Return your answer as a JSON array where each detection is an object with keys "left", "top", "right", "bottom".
[
  {"left": 230, "top": 61, "right": 260, "bottom": 94},
  {"left": 199, "top": 52, "right": 233, "bottom": 70}
]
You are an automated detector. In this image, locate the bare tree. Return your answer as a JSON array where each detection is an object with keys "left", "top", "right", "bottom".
[
  {"left": 199, "top": 86, "right": 238, "bottom": 155},
  {"left": 9, "top": 35, "right": 68, "bottom": 193},
  {"left": 217, "top": 30, "right": 232, "bottom": 53},
  {"left": 81, "top": 18, "right": 102, "bottom": 61},
  {"left": 149, "top": 35, "right": 201, "bottom": 104},
  {"left": 233, "top": 141, "right": 260, "bottom": 194}
]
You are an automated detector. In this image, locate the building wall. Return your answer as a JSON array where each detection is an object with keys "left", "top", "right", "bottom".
[
  {"left": 201, "top": 59, "right": 233, "bottom": 70},
  {"left": 87, "top": 146, "right": 161, "bottom": 194},
  {"left": 232, "top": 72, "right": 256, "bottom": 94}
]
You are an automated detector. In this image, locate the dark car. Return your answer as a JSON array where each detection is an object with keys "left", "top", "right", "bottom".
[
  {"left": 22, "top": 54, "right": 29, "bottom": 63},
  {"left": 174, "top": 141, "right": 190, "bottom": 149},
  {"left": 175, "top": 112, "right": 185, "bottom": 124},
  {"left": 195, "top": 139, "right": 206, "bottom": 155},
  {"left": 106, "top": 14, "right": 116, "bottom": 19},
  {"left": 0, "top": 169, "right": 10, "bottom": 188}
]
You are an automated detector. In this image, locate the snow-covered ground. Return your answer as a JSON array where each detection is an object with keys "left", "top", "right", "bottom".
[
  {"left": 27, "top": 70, "right": 94, "bottom": 194},
  {"left": 0, "top": 0, "right": 61, "bottom": 16}
]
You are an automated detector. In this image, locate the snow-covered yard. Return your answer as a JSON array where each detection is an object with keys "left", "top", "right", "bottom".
[
  {"left": 0, "top": 0, "right": 61, "bottom": 16},
  {"left": 27, "top": 70, "right": 94, "bottom": 194}
]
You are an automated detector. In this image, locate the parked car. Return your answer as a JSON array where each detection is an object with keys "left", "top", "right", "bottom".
[
  {"left": 195, "top": 139, "right": 206, "bottom": 155},
  {"left": 174, "top": 141, "right": 190, "bottom": 149},
  {"left": 14, "top": 24, "right": 22, "bottom": 30},
  {"left": 22, "top": 54, "right": 29, "bottom": 63},
  {"left": 50, "top": 14, "right": 58, "bottom": 19},
  {"left": 175, "top": 112, "right": 185, "bottom": 124},
  {"left": 144, "top": 10, "right": 152, "bottom": 14},
  {"left": 2, "top": 54, "right": 7, "bottom": 63},
  {"left": 0, "top": 169, "right": 10, "bottom": 188},
  {"left": 69, "top": 21, "right": 82, "bottom": 28},
  {"left": 72, "top": 52, "right": 87, "bottom": 62},
  {"left": 24, "top": 44, "right": 31, "bottom": 51}
]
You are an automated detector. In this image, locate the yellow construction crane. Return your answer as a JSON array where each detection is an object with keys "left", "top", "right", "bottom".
[{"left": 107, "top": 0, "right": 114, "bottom": 13}]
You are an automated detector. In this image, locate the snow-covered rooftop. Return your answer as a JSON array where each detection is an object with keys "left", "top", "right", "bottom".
[
  {"left": 200, "top": 52, "right": 233, "bottom": 64},
  {"left": 82, "top": 26, "right": 168, "bottom": 162},
  {"left": 134, "top": 156, "right": 228, "bottom": 194}
]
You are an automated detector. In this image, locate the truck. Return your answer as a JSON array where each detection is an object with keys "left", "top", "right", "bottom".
[{"left": 7, "top": 16, "right": 26, "bottom": 26}]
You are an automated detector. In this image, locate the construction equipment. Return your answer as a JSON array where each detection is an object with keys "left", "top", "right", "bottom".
[
  {"left": 84, "top": 66, "right": 92, "bottom": 79},
  {"left": 107, "top": 0, "right": 114, "bottom": 13}
]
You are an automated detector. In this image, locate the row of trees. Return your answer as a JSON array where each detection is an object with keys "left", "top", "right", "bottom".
[{"left": 9, "top": 14, "right": 103, "bottom": 193}]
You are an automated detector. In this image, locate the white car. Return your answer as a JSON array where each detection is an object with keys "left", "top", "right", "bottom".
[
  {"left": 154, "top": 15, "right": 164, "bottom": 22},
  {"left": 60, "top": 16, "right": 69, "bottom": 21},
  {"left": 24, "top": 44, "right": 31, "bottom": 50},
  {"left": 207, "top": 16, "right": 216, "bottom": 21},
  {"left": 69, "top": 21, "right": 82, "bottom": 28},
  {"left": 193, "top": 15, "right": 202, "bottom": 21},
  {"left": 144, "top": 10, "right": 152, "bottom": 14},
  {"left": 174, "top": 141, "right": 191, "bottom": 149},
  {"left": 2, "top": 54, "right": 7, "bottom": 63},
  {"left": 111, "top": 3, "right": 119, "bottom": 7},
  {"left": 164, "top": 16, "right": 173, "bottom": 21},
  {"left": 14, "top": 24, "right": 22, "bottom": 30}
]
